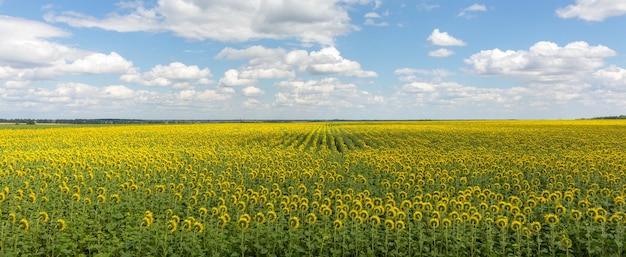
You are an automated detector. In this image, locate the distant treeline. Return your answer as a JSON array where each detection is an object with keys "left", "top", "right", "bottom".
[
  {"left": 0, "top": 119, "right": 361, "bottom": 125},
  {"left": 584, "top": 115, "right": 626, "bottom": 120}
]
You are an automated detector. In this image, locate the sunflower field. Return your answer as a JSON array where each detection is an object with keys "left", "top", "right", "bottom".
[{"left": 1, "top": 120, "right": 626, "bottom": 256}]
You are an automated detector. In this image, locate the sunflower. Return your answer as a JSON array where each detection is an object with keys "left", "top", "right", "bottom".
[
  {"left": 56, "top": 219, "right": 67, "bottom": 231},
  {"left": 338, "top": 210, "right": 347, "bottom": 220},
  {"left": 428, "top": 218, "right": 439, "bottom": 229},
  {"left": 198, "top": 207, "right": 208, "bottom": 217},
  {"left": 469, "top": 216, "right": 480, "bottom": 227},
  {"left": 560, "top": 237, "right": 573, "bottom": 249},
  {"left": 110, "top": 194, "right": 121, "bottom": 203},
  {"left": 495, "top": 216, "right": 508, "bottom": 230},
  {"left": 19, "top": 218, "right": 29, "bottom": 231},
  {"left": 193, "top": 222, "right": 204, "bottom": 234},
  {"left": 38, "top": 211, "right": 50, "bottom": 224},
  {"left": 555, "top": 205, "right": 567, "bottom": 215},
  {"left": 395, "top": 220, "right": 406, "bottom": 231},
  {"left": 369, "top": 215, "right": 381, "bottom": 227},
  {"left": 267, "top": 211, "right": 277, "bottom": 223},
  {"left": 384, "top": 219, "right": 395, "bottom": 231},
  {"left": 288, "top": 216, "right": 300, "bottom": 229},
  {"left": 569, "top": 210, "right": 582, "bottom": 221},
  {"left": 413, "top": 211, "right": 423, "bottom": 222},
  {"left": 182, "top": 219, "right": 193, "bottom": 231},
  {"left": 333, "top": 219, "right": 343, "bottom": 230},
  {"left": 305, "top": 213, "right": 317, "bottom": 225},
  {"left": 510, "top": 220, "right": 523, "bottom": 231},
  {"left": 321, "top": 206, "right": 333, "bottom": 218},
  {"left": 255, "top": 212, "right": 267, "bottom": 225},
  {"left": 594, "top": 214, "right": 607, "bottom": 224},
  {"left": 167, "top": 219, "right": 178, "bottom": 234},
  {"left": 441, "top": 218, "right": 452, "bottom": 228},
  {"left": 544, "top": 213, "right": 559, "bottom": 226},
  {"left": 610, "top": 212, "right": 624, "bottom": 224},
  {"left": 237, "top": 216, "right": 250, "bottom": 230}
]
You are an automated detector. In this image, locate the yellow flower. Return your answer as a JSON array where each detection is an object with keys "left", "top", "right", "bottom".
[
  {"left": 288, "top": 216, "right": 300, "bottom": 229},
  {"left": 510, "top": 220, "right": 523, "bottom": 231},
  {"left": 267, "top": 211, "right": 277, "bottom": 223},
  {"left": 38, "top": 211, "right": 50, "bottom": 224},
  {"left": 395, "top": 220, "right": 406, "bottom": 231},
  {"left": 369, "top": 215, "right": 381, "bottom": 227},
  {"left": 97, "top": 194, "right": 106, "bottom": 204},
  {"left": 199, "top": 207, "right": 208, "bottom": 217},
  {"left": 19, "top": 218, "right": 29, "bottom": 231},
  {"left": 167, "top": 219, "right": 178, "bottom": 234},
  {"left": 429, "top": 218, "right": 439, "bottom": 229},
  {"left": 71, "top": 193, "right": 81, "bottom": 202},
  {"left": 594, "top": 214, "right": 607, "bottom": 224},
  {"left": 560, "top": 237, "right": 573, "bottom": 249},
  {"left": 333, "top": 219, "right": 343, "bottom": 230},
  {"left": 569, "top": 210, "right": 582, "bottom": 221},
  {"left": 193, "top": 222, "right": 204, "bottom": 234},
  {"left": 255, "top": 212, "right": 267, "bottom": 225},
  {"left": 56, "top": 219, "right": 67, "bottom": 231},
  {"left": 110, "top": 194, "right": 121, "bottom": 203},
  {"left": 495, "top": 216, "right": 508, "bottom": 229},
  {"left": 544, "top": 213, "right": 559, "bottom": 226},
  {"left": 384, "top": 219, "right": 395, "bottom": 231},
  {"left": 305, "top": 213, "right": 317, "bottom": 225}
]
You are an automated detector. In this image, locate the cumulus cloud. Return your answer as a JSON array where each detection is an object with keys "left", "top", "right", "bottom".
[
  {"left": 216, "top": 45, "right": 376, "bottom": 81},
  {"left": 0, "top": 16, "right": 136, "bottom": 82},
  {"left": 45, "top": 0, "right": 374, "bottom": 45},
  {"left": 61, "top": 52, "right": 134, "bottom": 74},
  {"left": 297, "top": 47, "right": 378, "bottom": 77},
  {"left": 0, "top": 81, "right": 236, "bottom": 118},
  {"left": 458, "top": 4, "right": 487, "bottom": 18},
  {"left": 427, "top": 29, "right": 467, "bottom": 46},
  {"left": 556, "top": 0, "right": 626, "bottom": 21},
  {"left": 218, "top": 69, "right": 257, "bottom": 87},
  {"left": 465, "top": 41, "right": 616, "bottom": 82},
  {"left": 428, "top": 48, "right": 455, "bottom": 57},
  {"left": 364, "top": 12, "right": 389, "bottom": 27},
  {"left": 274, "top": 77, "right": 383, "bottom": 107},
  {"left": 121, "top": 62, "right": 212, "bottom": 87},
  {"left": 242, "top": 86, "right": 265, "bottom": 97}
]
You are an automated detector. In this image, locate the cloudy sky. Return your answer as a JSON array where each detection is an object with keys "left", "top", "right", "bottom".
[{"left": 1, "top": 0, "right": 625, "bottom": 120}]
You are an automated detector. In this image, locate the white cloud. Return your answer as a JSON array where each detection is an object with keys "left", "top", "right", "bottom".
[
  {"left": 465, "top": 41, "right": 616, "bottom": 82},
  {"left": 45, "top": 0, "right": 374, "bottom": 45},
  {"left": 0, "top": 16, "right": 83, "bottom": 68},
  {"left": 556, "top": 0, "right": 626, "bottom": 21},
  {"left": 242, "top": 86, "right": 265, "bottom": 97},
  {"left": 427, "top": 29, "right": 467, "bottom": 46},
  {"left": 298, "top": 47, "right": 378, "bottom": 77},
  {"left": 61, "top": 52, "right": 134, "bottom": 74},
  {"left": 458, "top": 4, "right": 487, "bottom": 18},
  {"left": 216, "top": 45, "right": 376, "bottom": 80},
  {"left": 242, "top": 98, "right": 266, "bottom": 109},
  {"left": 274, "top": 77, "right": 383, "bottom": 107},
  {"left": 121, "top": 62, "right": 212, "bottom": 87},
  {"left": 428, "top": 48, "right": 455, "bottom": 57},
  {"left": 0, "top": 16, "right": 136, "bottom": 84},
  {"left": 593, "top": 65, "right": 626, "bottom": 89},
  {"left": 219, "top": 69, "right": 257, "bottom": 87},
  {"left": 364, "top": 12, "right": 389, "bottom": 27}
]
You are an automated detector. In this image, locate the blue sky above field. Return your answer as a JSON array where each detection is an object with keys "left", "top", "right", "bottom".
[{"left": 1, "top": 0, "right": 625, "bottom": 120}]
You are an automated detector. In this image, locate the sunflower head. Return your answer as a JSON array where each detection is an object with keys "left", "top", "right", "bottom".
[
  {"left": 544, "top": 213, "right": 559, "bottom": 226},
  {"left": 38, "top": 211, "right": 50, "bottom": 224},
  {"left": 369, "top": 215, "right": 381, "bottom": 227},
  {"left": 333, "top": 219, "right": 343, "bottom": 230},
  {"left": 384, "top": 219, "right": 395, "bottom": 231},
  {"left": 305, "top": 213, "right": 317, "bottom": 225},
  {"left": 288, "top": 216, "right": 300, "bottom": 229},
  {"left": 56, "top": 219, "right": 67, "bottom": 231}
]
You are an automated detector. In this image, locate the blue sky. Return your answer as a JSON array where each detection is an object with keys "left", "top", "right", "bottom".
[{"left": 1, "top": 0, "right": 625, "bottom": 120}]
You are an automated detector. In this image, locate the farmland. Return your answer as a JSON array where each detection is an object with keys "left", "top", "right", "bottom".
[{"left": 1, "top": 120, "right": 626, "bottom": 256}]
